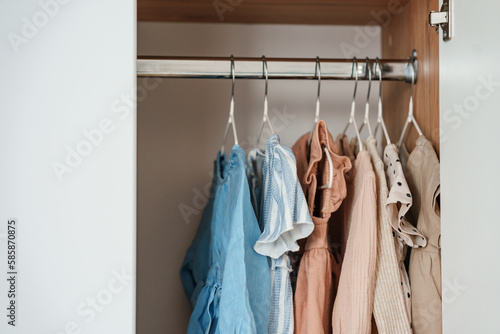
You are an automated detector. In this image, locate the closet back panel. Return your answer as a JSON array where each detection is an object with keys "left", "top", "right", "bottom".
[{"left": 137, "top": 22, "right": 382, "bottom": 333}]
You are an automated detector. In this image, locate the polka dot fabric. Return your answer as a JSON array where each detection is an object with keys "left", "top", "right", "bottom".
[
  {"left": 383, "top": 143, "right": 427, "bottom": 326},
  {"left": 384, "top": 145, "right": 427, "bottom": 248}
]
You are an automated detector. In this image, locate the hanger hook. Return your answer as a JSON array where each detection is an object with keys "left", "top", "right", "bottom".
[
  {"left": 409, "top": 58, "right": 421, "bottom": 137},
  {"left": 376, "top": 57, "right": 382, "bottom": 102},
  {"left": 364, "top": 57, "right": 372, "bottom": 115},
  {"left": 376, "top": 57, "right": 383, "bottom": 120},
  {"left": 255, "top": 55, "right": 275, "bottom": 149},
  {"left": 342, "top": 56, "right": 364, "bottom": 151},
  {"left": 221, "top": 55, "right": 238, "bottom": 154},
  {"left": 314, "top": 56, "right": 321, "bottom": 123},
  {"left": 350, "top": 57, "right": 358, "bottom": 117},
  {"left": 366, "top": 57, "right": 372, "bottom": 93},
  {"left": 262, "top": 55, "right": 269, "bottom": 119},
  {"left": 409, "top": 57, "right": 415, "bottom": 106},
  {"left": 376, "top": 58, "right": 381, "bottom": 82},
  {"left": 359, "top": 57, "right": 373, "bottom": 136},
  {"left": 406, "top": 57, "right": 416, "bottom": 118},
  {"left": 307, "top": 57, "right": 322, "bottom": 147},
  {"left": 313, "top": 57, "right": 334, "bottom": 190},
  {"left": 230, "top": 55, "right": 235, "bottom": 99},
  {"left": 375, "top": 57, "right": 392, "bottom": 144},
  {"left": 352, "top": 57, "right": 358, "bottom": 100},
  {"left": 263, "top": 55, "right": 269, "bottom": 105}
]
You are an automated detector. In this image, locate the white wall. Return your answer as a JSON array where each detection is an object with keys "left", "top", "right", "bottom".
[
  {"left": 137, "top": 22, "right": 381, "bottom": 333},
  {"left": 0, "top": 1, "right": 136, "bottom": 333},
  {"left": 440, "top": 0, "right": 500, "bottom": 332}
]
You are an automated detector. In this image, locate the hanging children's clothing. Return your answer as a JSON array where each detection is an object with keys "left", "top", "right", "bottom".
[
  {"left": 331, "top": 135, "right": 378, "bottom": 334},
  {"left": 186, "top": 146, "right": 271, "bottom": 334},
  {"left": 292, "top": 120, "right": 351, "bottom": 334},
  {"left": 383, "top": 143, "right": 427, "bottom": 327},
  {"left": 252, "top": 134, "right": 314, "bottom": 334},
  {"left": 402, "top": 136, "right": 442, "bottom": 334},
  {"left": 173, "top": 52, "right": 445, "bottom": 334},
  {"left": 366, "top": 136, "right": 412, "bottom": 334}
]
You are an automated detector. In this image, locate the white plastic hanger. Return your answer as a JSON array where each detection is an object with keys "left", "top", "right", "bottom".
[
  {"left": 397, "top": 58, "right": 422, "bottom": 148},
  {"left": 220, "top": 55, "right": 239, "bottom": 154},
  {"left": 307, "top": 57, "right": 322, "bottom": 147},
  {"left": 373, "top": 57, "right": 392, "bottom": 144},
  {"left": 306, "top": 57, "right": 333, "bottom": 190},
  {"left": 342, "top": 57, "right": 364, "bottom": 151},
  {"left": 358, "top": 57, "right": 373, "bottom": 138},
  {"left": 255, "top": 55, "right": 275, "bottom": 149}
]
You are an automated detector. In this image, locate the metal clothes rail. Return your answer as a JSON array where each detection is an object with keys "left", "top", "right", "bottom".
[{"left": 137, "top": 52, "right": 418, "bottom": 83}]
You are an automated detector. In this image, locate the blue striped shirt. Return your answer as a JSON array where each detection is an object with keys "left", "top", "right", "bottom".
[{"left": 252, "top": 134, "right": 314, "bottom": 334}]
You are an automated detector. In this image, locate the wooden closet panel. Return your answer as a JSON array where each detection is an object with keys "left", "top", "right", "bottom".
[
  {"left": 138, "top": 0, "right": 410, "bottom": 25},
  {"left": 381, "top": 0, "right": 440, "bottom": 155}
]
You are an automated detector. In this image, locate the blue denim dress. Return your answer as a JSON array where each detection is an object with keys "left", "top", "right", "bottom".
[
  {"left": 186, "top": 145, "right": 271, "bottom": 334},
  {"left": 180, "top": 161, "right": 218, "bottom": 309}
]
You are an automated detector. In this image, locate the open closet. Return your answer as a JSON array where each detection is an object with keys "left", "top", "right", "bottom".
[{"left": 136, "top": 1, "right": 439, "bottom": 333}]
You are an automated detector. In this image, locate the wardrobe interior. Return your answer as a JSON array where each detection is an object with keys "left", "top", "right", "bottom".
[{"left": 136, "top": 1, "right": 439, "bottom": 333}]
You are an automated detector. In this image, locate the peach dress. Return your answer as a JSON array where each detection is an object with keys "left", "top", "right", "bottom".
[
  {"left": 331, "top": 135, "right": 378, "bottom": 334},
  {"left": 292, "top": 121, "right": 351, "bottom": 334}
]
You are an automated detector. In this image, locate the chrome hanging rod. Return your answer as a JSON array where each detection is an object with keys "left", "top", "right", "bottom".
[{"left": 137, "top": 52, "right": 418, "bottom": 83}]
